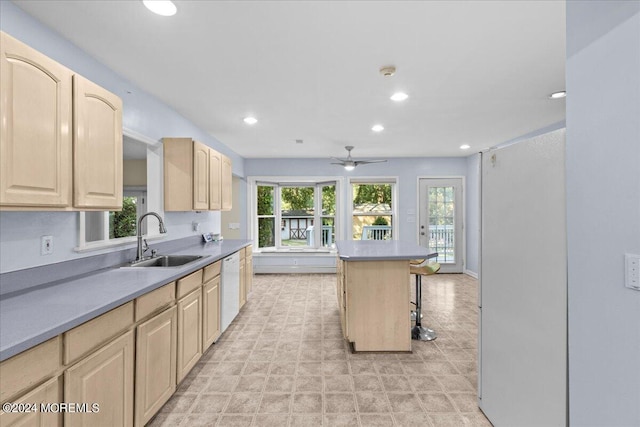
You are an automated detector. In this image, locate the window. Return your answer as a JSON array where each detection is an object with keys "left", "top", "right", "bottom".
[
  {"left": 253, "top": 179, "right": 339, "bottom": 250},
  {"left": 351, "top": 179, "right": 396, "bottom": 240},
  {"left": 84, "top": 191, "right": 146, "bottom": 243}
]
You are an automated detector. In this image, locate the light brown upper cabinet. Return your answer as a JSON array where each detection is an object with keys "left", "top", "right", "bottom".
[
  {"left": 221, "top": 154, "right": 232, "bottom": 211},
  {"left": 0, "top": 31, "right": 122, "bottom": 211},
  {"left": 163, "top": 137, "right": 231, "bottom": 211},
  {"left": 209, "top": 149, "right": 222, "bottom": 210},
  {"left": 73, "top": 74, "right": 123, "bottom": 209},
  {"left": 0, "top": 31, "right": 72, "bottom": 208}
]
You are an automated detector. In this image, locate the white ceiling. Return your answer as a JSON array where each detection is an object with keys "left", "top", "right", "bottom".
[{"left": 14, "top": 0, "right": 566, "bottom": 159}]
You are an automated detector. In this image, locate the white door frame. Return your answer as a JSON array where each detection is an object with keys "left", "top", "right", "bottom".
[{"left": 416, "top": 176, "right": 465, "bottom": 273}]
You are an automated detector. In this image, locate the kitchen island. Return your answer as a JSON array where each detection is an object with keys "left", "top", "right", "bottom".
[{"left": 336, "top": 240, "right": 437, "bottom": 352}]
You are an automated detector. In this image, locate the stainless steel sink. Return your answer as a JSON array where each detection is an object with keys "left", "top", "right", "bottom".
[{"left": 128, "top": 255, "right": 204, "bottom": 268}]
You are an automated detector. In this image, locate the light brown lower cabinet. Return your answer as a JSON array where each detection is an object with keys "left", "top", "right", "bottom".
[
  {"left": 239, "top": 259, "right": 246, "bottom": 309},
  {"left": 64, "top": 330, "right": 134, "bottom": 427},
  {"left": 202, "top": 275, "right": 221, "bottom": 350},
  {"left": 0, "top": 376, "right": 63, "bottom": 427},
  {"left": 245, "top": 253, "right": 253, "bottom": 295},
  {"left": 177, "top": 289, "right": 202, "bottom": 383},
  {"left": 135, "top": 306, "right": 177, "bottom": 427}
]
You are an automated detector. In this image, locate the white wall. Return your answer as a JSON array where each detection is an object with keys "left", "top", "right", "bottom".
[
  {"left": 566, "top": 2, "right": 640, "bottom": 425},
  {"left": 0, "top": 2, "right": 241, "bottom": 273}
]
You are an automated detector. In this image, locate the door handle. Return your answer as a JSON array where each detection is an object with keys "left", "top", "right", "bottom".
[{"left": 420, "top": 232, "right": 425, "bottom": 235}]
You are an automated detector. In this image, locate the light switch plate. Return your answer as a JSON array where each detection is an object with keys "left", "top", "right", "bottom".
[{"left": 625, "top": 254, "right": 640, "bottom": 290}]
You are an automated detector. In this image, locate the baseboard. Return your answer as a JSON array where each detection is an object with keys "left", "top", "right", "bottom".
[
  {"left": 464, "top": 269, "right": 478, "bottom": 279},
  {"left": 254, "top": 265, "right": 337, "bottom": 274}
]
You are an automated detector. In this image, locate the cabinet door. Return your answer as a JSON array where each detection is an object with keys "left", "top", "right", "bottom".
[
  {"left": 163, "top": 138, "right": 194, "bottom": 212},
  {"left": 202, "top": 275, "right": 221, "bottom": 350},
  {"left": 177, "top": 289, "right": 202, "bottom": 383},
  {"left": 0, "top": 32, "right": 72, "bottom": 208},
  {"left": 245, "top": 254, "right": 253, "bottom": 295},
  {"left": 239, "top": 259, "right": 246, "bottom": 309},
  {"left": 0, "top": 376, "right": 62, "bottom": 427},
  {"left": 73, "top": 74, "right": 122, "bottom": 209},
  {"left": 221, "top": 154, "right": 232, "bottom": 210},
  {"left": 209, "top": 149, "right": 222, "bottom": 210},
  {"left": 192, "top": 141, "right": 209, "bottom": 210},
  {"left": 135, "top": 306, "right": 177, "bottom": 427},
  {"left": 65, "top": 330, "right": 134, "bottom": 427}
]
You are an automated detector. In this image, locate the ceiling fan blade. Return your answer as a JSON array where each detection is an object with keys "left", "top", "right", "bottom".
[
  {"left": 330, "top": 162, "right": 346, "bottom": 166},
  {"left": 354, "top": 159, "right": 388, "bottom": 165}
]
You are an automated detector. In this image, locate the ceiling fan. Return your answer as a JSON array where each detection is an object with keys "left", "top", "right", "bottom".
[{"left": 331, "top": 146, "right": 388, "bottom": 171}]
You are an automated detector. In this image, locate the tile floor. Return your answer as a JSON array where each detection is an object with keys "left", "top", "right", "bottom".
[{"left": 149, "top": 273, "right": 492, "bottom": 427}]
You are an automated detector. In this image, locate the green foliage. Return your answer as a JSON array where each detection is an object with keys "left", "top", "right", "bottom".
[
  {"left": 281, "top": 187, "right": 314, "bottom": 210},
  {"left": 322, "top": 185, "right": 336, "bottom": 215},
  {"left": 257, "top": 186, "right": 274, "bottom": 215},
  {"left": 353, "top": 184, "right": 391, "bottom": 205},
  {"left": 110, "top": 197, "right": 137, "bottom": 239},
  {"left": 373, "top": 216, "right": 389, "bottom": 226},
  {"left": 257, "top": 186, "right": 275, "bottom": 247}
]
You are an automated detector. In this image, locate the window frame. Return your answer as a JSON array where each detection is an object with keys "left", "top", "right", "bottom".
[
  {"left": 249, "top": 176, "right": 343, "bottom": 252},
  {"left": 349, "top": 177, "right": 399, "bottom": 241}
]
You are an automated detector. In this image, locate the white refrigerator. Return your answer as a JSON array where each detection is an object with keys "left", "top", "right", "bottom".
[{"left": 479, "top": 129, "right": 567, "bottom": 426}]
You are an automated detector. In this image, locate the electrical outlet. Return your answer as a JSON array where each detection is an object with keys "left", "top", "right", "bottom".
[
  {"left": 625, "top": 254, "right": 640, "bottom": 290},
  {"left": 293, "top": 259, "right": 298, "bottom": 265},
  {"left": 41, "top": 235, "right": 53, "bottom": 255}
]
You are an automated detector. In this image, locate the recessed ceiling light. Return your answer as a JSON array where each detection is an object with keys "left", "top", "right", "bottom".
[
  {"left": 549, "top": 91, "right": 566, "bottom": 99},
  {"left": 372, "top": 124, "right": 384, "bottom": 132},
  {"left": 390, "top": 92, "right": 409, "bottom": 102},
  {"left": 143, "top": 0, "right": 177, "bottom": 16},
  {"left": 243, "top": 117, "right": 258, "bottom": 125},
  {"left": 460, "top": 144, "right": 471, "bottom": 150}
]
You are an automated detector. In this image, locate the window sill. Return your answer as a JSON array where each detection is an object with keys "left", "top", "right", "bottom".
[
  {"left": 74, "top": 234, "right": 165, "bottom": 253},
  {"left": 254, "top": 248, "right": 337, "bottom": 256}
]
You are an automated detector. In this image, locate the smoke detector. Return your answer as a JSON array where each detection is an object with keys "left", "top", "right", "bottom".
[{"left": 379, "top": 66, "right": 396, "bottom": 77}]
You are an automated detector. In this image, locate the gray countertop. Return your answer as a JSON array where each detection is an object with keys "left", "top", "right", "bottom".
[
  {"left": 0, "top": 239, "right": 251, "bottom": 362},
  {"left": 336, "top": 240, "right": 437, "bottom": 261}
]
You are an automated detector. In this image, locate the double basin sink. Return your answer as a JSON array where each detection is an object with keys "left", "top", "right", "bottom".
[{"left": 126, "top": 255, "right": 204, "bottom": 268}]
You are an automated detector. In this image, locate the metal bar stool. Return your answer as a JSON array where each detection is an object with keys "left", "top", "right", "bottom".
[{"left": 410, "top": 259, "right": 441, "bottom": 341}]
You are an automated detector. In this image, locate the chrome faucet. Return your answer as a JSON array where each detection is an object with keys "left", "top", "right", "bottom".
[{"left": 135, "top": 212, "right": 167, "bottom": 262}]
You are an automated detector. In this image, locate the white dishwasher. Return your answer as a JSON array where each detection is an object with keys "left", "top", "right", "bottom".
[{"left": 220, "top": 252, "right": 240, "bottom": 333}]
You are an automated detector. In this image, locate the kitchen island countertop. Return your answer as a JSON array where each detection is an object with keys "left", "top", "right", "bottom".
[{"left": 336, "top": 240, "right": 437, "bottom": 261}]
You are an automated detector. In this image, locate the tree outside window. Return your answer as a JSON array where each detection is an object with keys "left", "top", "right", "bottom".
[
  {"left": 256, "top": 181, "right": 337, "bottom": 249},
  {"left": 352, "top": 183, "right": 393, "bottom": 240}
]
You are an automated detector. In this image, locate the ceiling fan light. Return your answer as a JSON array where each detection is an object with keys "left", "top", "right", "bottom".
[
  {"left": 344, "top": 165, "right": 355, "bottom": 171},
  {"left": 243, "top": 116, "right": 258, "bottom": 125},
  {"left": 372, "top": 124, "right": 384, "bottom": 132},
  {"left": 143, "top": 0, "right": 177, "bottom": 16},
  {"left": 390, "top": 92, "right": 409, "bottom": 102}
]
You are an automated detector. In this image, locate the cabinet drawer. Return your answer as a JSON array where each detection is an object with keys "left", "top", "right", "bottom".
[
  {"left": 203, "top": 261, "right": 221, "bottom": 283},
  {"left": 177, "top": 269, "right": 203, "bottom": 299},
  {"left": 64, "top": 302, "right": 134, "bottom": 365},
  {"left": 0, "top": 375, "right": 62, "bottom": 426},
  {"left": 0, "top": 336, "right": 61, "bottom": 403},
  {"left": 135, "top": 282, "right": 176, "bottom": 321}
]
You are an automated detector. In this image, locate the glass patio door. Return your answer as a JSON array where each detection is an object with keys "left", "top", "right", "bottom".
[{"left": 419, "top": 178, "right": 463, "bottom": 273}]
